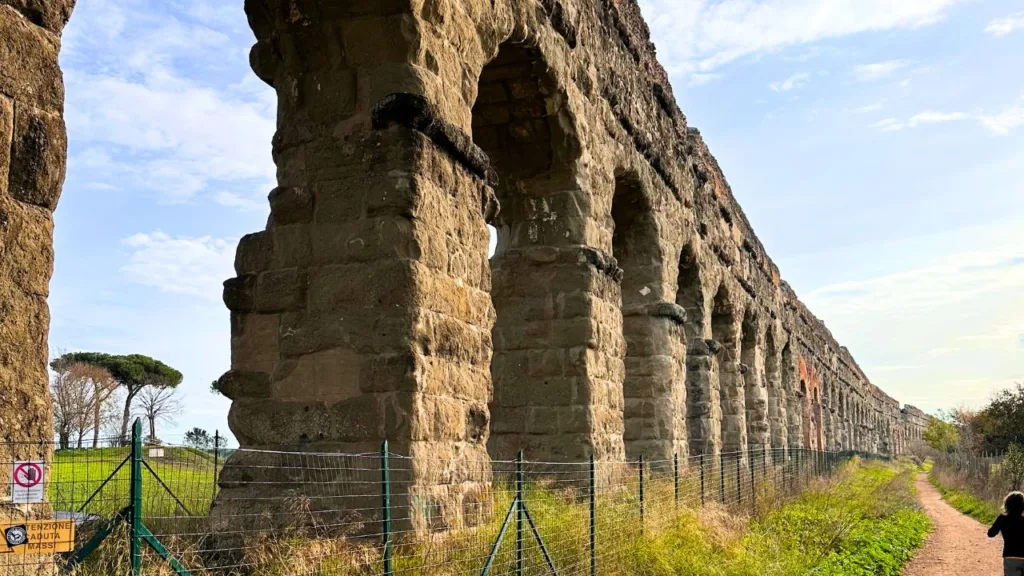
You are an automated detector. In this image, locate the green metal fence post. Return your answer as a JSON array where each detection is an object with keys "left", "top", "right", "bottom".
[
  {"left": 212, "top": 430, "right": 220, "bottom": 508},
  {"left": 750, "top": 448, "right": 755, "bottom": 506},
  {"left": 736, "top": 453, "right": 741, "bottom": 504},
  {"left": 589, "top": 455, "right": 596, "bottom": 576},
  {"left": 673, "top": 452, "right": 679, "bottom": 509},
  {"left": 639, "top": 455, "right": 645, "bottom": 535},
  {"left": 516, "top": 450, "right": 524, "bottom": 576},
  {"left": 382, "top": 440, "right": 393, "bottom": 576},
  {"left": 130, "top": 418, "right": 143, "bottom": 576},
  {"left": 699, "top": 453, "right": 705, "bottom": 507},
  {"left": 720, "top": 452, "right": 726, "bottom": 504}
]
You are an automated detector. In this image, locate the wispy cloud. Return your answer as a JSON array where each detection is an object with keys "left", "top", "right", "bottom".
[
  {"left": 985, "top": 12, "right": 1024, "bottom": 37},
  {"left": 978, "top": 104, "right": 1024, "bottom": 135},
  {"left": 853, "top": 59, "right": 912, "bottom": 82},
  {"left": 120, "top": 232, "right": 235, "bottom": 300},
  {"left": 869, "top": 118, "right": 905, "bottom": 132},
  {"left": 689, "top": 73, "right": 722, "bottom": 87},
  {"left": 62, "top": 0, "right": 275, "bottom": 207},
  {"left": 852, "top": 101, "right": 885, "bottom": 114},
  {"left": 908, "top": 111, "right": 968, "bottom": 126},
  {"left": 769, "top": 72, "right": 810, "bottom": 92},
  {"left": 870, "top": 103, "right": 1024, "bottom": 135},
  {"left": 637, "top": 0, "right": 967, "bottom": 73}
]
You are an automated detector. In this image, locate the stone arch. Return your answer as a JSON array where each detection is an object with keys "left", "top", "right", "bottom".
[
  {"left": 812, "top": 387, "right": 823, "bottom": 450},
  {"left": 741, "top": 309, "right": 768, "bottom": 453},
  {"left": 782, "top": 341, "right": 802, "bottom": 449},
  {"left": 613, "top": 173, "right": 683, "bottom": 461},
  {"left": 475, "top": 41, "right": 602, "bottom": 462},
  {"left": 765, "top": 329, "right": 787, "bottom": 450},
  {"left": 711, "top": 285, "right": 743, "bottom": 454},
  {"left": 678, "top": 243, "right": 715, "bottom": 458},
  {"left": 676, "top": 242, "right": 705, "bottom": 343},
  {"left": 800, "top": 379, "right": 811, "bottom": 448}
]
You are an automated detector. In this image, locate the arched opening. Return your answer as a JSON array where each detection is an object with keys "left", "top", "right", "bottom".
[
  {"left": 799, "top": 380, "right": 811, "bottom": 448},
  {"left": 676, "top": 244, "right": 704, "bottom": 343},
  {"left": 812, "top": 388, "right": 823, "bottom": 450},
  {"left": 741, "top": 310, "right": 766, "bottom": 453},
  {"left": 678, "top": 244, "right": 713, "bottom": 457},
  {"left": 783, "top": 342, "right": 801, "bottom": 449},
  {"left": 473, "top": 42, "right": 584, "bottom": 461},
  {"left": 765, "top": 330, "right": 786, "bottom": 450},
  {"left": 613, "top": 175, "right": 676, "bottom": 460},
  {"left": 711, "top": 286, "right": 742, "bottom": 454}
]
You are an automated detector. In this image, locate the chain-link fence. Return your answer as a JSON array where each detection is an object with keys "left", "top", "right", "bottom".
[
  {"left": 929, "top": 449, "right": 1010, "bottom": 511},
  {"left": 1, "top": 420, "right": 872, "bottom": 576}
]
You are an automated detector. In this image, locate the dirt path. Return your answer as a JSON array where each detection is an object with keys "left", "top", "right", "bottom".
[{"left": 902, "top": 474, "right": 1003, "bottom": 575}]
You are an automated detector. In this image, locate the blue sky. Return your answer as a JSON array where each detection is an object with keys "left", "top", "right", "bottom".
[{"left": 52, "top": 0, "right": 1023, "bottom": 443}]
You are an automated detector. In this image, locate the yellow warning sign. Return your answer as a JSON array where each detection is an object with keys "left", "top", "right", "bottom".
[{"left": 0, "top": 520, "right": 75, "bottom": 554}]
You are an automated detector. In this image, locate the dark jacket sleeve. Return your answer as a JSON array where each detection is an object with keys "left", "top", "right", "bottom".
[{"left": 989, "top": 515, "right": 1003, "bottom": 538}]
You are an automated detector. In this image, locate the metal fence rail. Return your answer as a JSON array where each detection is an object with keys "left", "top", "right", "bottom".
[{"left": 0, "top": 421, "right": 876, "bottom": 575}]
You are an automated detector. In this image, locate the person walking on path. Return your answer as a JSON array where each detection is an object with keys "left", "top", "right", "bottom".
[{"left": 989, "top": 491, "right": 1024, "bottom": 576}]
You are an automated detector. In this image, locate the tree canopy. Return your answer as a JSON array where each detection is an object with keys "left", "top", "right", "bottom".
[
  {"left": 52, "top": 353, "right": 182, "bottom": 391},
  {"left": 52, "top": 352, "right": 183, "bottom": 442}
]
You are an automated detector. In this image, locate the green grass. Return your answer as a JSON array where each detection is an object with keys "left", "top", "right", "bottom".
[
  {"left": 622, "top": 460, "right": 930, "bottom": 576},
  {"left": 928, "top": 470, "right": 1001, "bottom": 525},
  {"left": 50, "top": 446, "right": 219, "bottom": 518}
]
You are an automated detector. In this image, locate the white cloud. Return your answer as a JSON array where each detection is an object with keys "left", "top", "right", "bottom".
[
  {"left": 978, "top": 104, "right": 1024, "bottom": 135},
  {"left": 769, "top": 72, "right": 810, "bottom": 92},
  {"left": 853, "top": 101, "right": 885, "bottom": 114},
  {"left": 121, "top": 232, "right": 235, "bottom": 300},
  {"left": 61, "top": 0, "right": 276, "bottom": 207},
  {"left": 985, "top": 12, "right": 1024, "bottom": 37},
  {"left": 213, "top": 191, "right": 267, "bottom": 212},
  {"left": 637, "top": 0, "right": 965, "bottom": 73},
  {"left": 869, "top": 118, "right": 905, "bottom": 132},
  {"left": 689, "top": 73, "right": 722, "bottom": 86},
  {"left": 871, "top": 104, "right": 1024, "bottom": 135},
  {"left": 853, "top": 59, "right": 912, "bottom": 81},
  {"left": 65, "top": 72, "right": 276, "bottom": 203},
  {"left": 907, "top": 111, "right": 968, "bottom": 126}
]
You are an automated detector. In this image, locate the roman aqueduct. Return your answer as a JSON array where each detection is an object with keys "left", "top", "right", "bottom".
[{"left": 1, "top": 0, "right": 928, "bottom": 532}]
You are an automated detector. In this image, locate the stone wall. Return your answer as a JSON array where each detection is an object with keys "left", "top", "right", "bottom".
[
  {"left": 0, "top": 0, "right": 74, "bottom": 523},
  {"left": 213, "top": 0, "right": 929, "bottom": 531}
]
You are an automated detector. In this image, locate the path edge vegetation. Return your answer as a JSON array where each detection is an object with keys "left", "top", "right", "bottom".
[{"left": 926, "top": 463, "right": 1001, "bottom": 525}]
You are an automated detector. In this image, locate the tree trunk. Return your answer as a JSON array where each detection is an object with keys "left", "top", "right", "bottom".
[
  {"left": 58, "top": 432, "right": 69, "bottom": 451},
  {"left": 149, "top": 415, "right": 156, "bottom": 443},
  {"left": 92, "top": 383, "right": 102, "bottom": 448},
  {"left": 120, "top": 389, "right": 135, "bottom": 444}
]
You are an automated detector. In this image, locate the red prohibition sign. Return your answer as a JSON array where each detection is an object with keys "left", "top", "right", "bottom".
[{"left": 13, "top": 463, "right": 42, "bottom": 488}]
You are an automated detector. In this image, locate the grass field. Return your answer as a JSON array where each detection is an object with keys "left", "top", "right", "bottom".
[{"left": 50, "top": 446, "right": 221, "bottom": 518}]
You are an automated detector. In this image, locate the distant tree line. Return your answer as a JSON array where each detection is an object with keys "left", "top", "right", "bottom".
[{"left": 926, "top": 382, "right": 1024, "bottom": 490}]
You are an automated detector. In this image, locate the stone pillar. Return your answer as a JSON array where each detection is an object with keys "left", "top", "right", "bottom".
[
  {"left": 742, "top": 322, "right": 770, "bottom": 453},
  {"left": 1, "top": 5, "right": 73, "bottom": 576},
  {"left": 765, "top": 336, "right": 788, "bottom": 451},
  {"left": 214, "top": 3, "right": 498, "bottom": 535},
  {"left": 488, "top": 244, "right": 628, "bottom": 463},
  {"left": 622, "top": 305, "right": 688, "bottom": 462},
  {"left": 686, "top": 337, "right": 722, "bottom": 458},
  {"left": 0, "top": 0, "right": 73, "bottom": 502},
  {"left": 714, "top": 308, "right": 745, "bottom": 455}
]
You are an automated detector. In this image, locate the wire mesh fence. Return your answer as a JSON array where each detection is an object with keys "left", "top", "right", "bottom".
[{"left": 0, "top": 421, "right": 876, "bottom": 576}]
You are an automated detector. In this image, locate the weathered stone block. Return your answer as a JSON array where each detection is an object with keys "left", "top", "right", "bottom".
[
  {"left": 8, "top": 105, "right": 66, "bottom": 210},
  {"left": 0, "top": 6, "right": 63, "bottom": 109}
]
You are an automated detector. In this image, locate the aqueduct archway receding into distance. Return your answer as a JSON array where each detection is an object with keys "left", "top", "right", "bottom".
[{"left": 1, "top": 0, "right": 930, "bottom": 532}]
